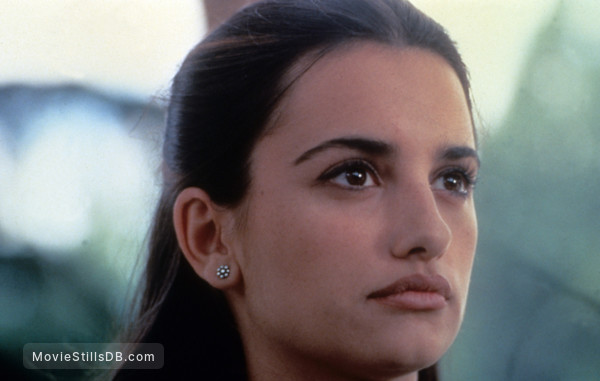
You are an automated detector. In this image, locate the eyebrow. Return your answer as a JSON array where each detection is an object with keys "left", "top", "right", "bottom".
[
  {"left": 293, "top": 137, "right": 395, "bottom": 165},
  {"left": 438, "top": 146, "right": 480, "bottom": 168}
]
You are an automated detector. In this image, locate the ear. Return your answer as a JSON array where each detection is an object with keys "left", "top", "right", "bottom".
[{"left": 173, "top": 187, "right": 240, "bottom": 289}]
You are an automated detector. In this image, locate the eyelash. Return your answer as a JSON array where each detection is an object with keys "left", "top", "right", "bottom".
[
  {"left": 317, "top": 159, "right": 380, "bottom": 190},
  {"left": 317, "top": 159, "right": 478, "bottom": 197},
  {"left": 433, "top": 167, "right": 478, "bottom": 198}
]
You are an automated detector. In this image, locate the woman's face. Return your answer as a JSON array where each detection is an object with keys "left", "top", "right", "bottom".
[{"left": 226, "top": 42, "right": 478, "bottom": 379}]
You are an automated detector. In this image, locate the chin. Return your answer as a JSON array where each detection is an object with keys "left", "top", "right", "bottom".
[
  {"left": 364, "top": 320, "right": 458, "bottom": 376},
  {"left": 331, "top": 331, "right": 452, "bottom": 380},
  {"left": 383, "top": 339, "right": 447, "bottom": 370}
]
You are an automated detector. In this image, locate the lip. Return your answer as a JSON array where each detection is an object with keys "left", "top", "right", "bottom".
[{"left": 368, "top": 273, "right": 451, "bottom": 311}]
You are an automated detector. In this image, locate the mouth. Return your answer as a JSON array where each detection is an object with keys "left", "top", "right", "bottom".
[{"left": 367, "top": 273, "right": 451, "bottom": 311}]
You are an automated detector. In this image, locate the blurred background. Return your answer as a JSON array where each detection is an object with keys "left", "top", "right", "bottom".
[{"left": 0, "top": 0, "right": 598, "bottom": 379}]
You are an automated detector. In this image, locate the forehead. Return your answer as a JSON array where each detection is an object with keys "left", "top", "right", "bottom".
[{"left": 264, "top": 41, "right": 475, "bottom": 154}]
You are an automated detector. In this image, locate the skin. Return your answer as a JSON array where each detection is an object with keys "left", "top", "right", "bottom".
[{"left": 175, "top": 42, "right": 478, "bottom": 380}]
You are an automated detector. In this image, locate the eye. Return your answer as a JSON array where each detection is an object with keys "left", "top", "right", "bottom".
[
  {"left": 318, "top": 159, "right": 380, "bottom": 189},
  {"left": 432, "top": 168, "right": 477, "bottom": 197}
]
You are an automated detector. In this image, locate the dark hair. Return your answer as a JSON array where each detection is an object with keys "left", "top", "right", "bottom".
[{"left": 116, "top": 0, "right": 472, "bottom": 379}]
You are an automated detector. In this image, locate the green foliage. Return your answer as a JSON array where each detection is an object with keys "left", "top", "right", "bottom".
[{"left": 445, "top": 2, "right": 600, "bottom": 379}]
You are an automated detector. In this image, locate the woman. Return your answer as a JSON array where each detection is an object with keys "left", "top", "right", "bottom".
[{"left": 116, "top": 0, "right": 479, "bottom": 380}]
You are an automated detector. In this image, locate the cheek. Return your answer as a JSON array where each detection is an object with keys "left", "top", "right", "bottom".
[
  {"left": 247, "top": 202, "right": 372, "bottom": 282},
  {"left": 239, "top": 193, "right": 382, "bottom": 312},
  {"left": 444, "top": 203, "right": 477, "bottom": 302}
]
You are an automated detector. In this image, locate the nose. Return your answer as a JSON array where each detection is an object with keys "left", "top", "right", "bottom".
[{"left": 389, "top": 182, "right": 452, "bottom": 261}]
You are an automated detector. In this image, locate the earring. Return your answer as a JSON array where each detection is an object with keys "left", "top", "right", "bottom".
[{"left": 216, "top": 265, "right": 230, "bottom": 279}]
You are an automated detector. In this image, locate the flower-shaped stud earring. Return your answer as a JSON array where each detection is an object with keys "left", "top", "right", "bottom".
[{"left": 216, "top": 265, "right": 230, "bottom": 279}]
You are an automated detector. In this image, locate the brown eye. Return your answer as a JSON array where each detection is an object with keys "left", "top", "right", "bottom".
[
  {"left": 432, "top": 169, "right": 476, "bottom": 197},
  {"left": 345, "top": 168, "right": 368, "bottom": 186},
  {"left": 443, "top": 174, "right": 462, "bottom": 191},
  {"left": 319, "top": 159, "right": 379, "bottom": 189}
]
